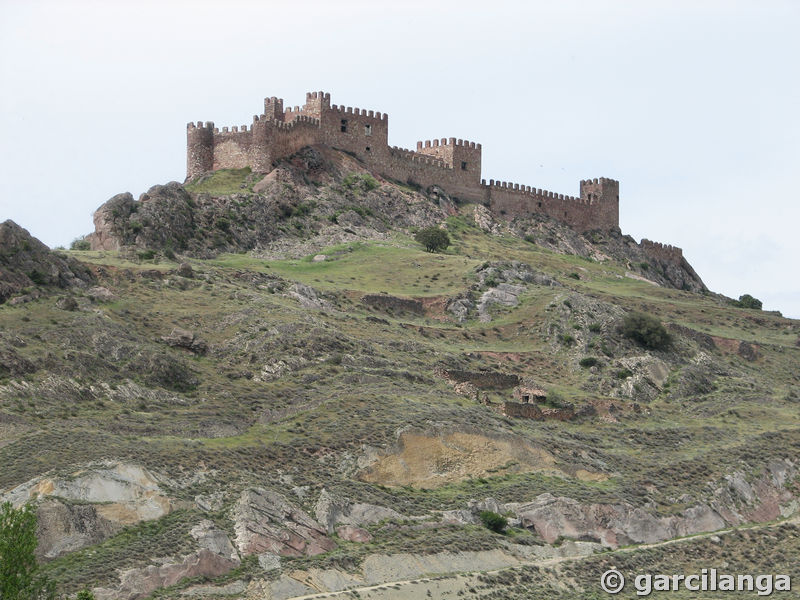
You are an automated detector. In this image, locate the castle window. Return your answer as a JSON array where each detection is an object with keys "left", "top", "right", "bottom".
[
  {"left": 522, "top": 395, "right": 530, "bottom": 403},
  {"left": 538, "top": 202, "right": 542, "bottom": 208},
  {"left": 365, "top": 146, "right": 371, "bottom": 152},
  {"left": 461, "top": 161, "right": 467, "bottom": 170},
  {"left": 341, "top": 119, "right": 347, "bottom": 132},
  {"left": 364, "top": 124, "right": 372, "bottom": 136}
]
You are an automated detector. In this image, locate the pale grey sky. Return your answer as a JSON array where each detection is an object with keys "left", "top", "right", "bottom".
[{"left": 1, "top": 0, "right": 798, "bottom": 317}]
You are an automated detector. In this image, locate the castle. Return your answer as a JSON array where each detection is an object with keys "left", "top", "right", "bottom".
[{"left": 187, "top": 90, "right": 619, "bottom": 232}]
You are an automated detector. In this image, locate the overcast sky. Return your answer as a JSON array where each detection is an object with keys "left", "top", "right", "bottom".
[{"left": 1, "top": 0, "right": 798, "bottom": 317}]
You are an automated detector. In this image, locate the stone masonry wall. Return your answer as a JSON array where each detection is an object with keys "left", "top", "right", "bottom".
[
  {"left": 640, "top": 239, "right": 683, "bottom": 264},
  {"left": 186, "top": 91, "right": 620, "bottom": 232}
]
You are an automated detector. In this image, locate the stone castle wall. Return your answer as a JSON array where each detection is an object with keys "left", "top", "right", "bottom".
[
  {"left": 640, "top": 239, "right": 684, "bottom": 264},
  {"left": 186, "top": 90, "right": 620, "bottom": 232}
]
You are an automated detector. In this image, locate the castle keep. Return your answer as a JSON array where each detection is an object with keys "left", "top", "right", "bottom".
[{"left": 187, "top": 91, "right": 619, "bottom": 232}]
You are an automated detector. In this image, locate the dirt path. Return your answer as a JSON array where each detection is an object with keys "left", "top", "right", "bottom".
[{"left": 287, "top": 514, "right": 800, "bottom": 599}]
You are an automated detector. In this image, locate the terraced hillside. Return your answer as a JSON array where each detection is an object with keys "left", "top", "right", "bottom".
[{"left": 1, "top": 150, "right": 798, "bottom": 599}]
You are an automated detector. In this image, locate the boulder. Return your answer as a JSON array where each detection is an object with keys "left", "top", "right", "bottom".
[
  {"left": 336, "top": 525, "right": 372, "bottom": 543},
  {"left": 176, "top": 262, "right": 194, "bottom": 278},
  {"left": 87, "top": 286, "right": 116, "bottom": 302}
]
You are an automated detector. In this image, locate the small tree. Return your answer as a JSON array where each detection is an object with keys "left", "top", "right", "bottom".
[
  {"left": 414, "top": 227, "right": 451, "bottom": 253},
  {"left": 479, "top": 510, "right": 508, "bottom": 534},
  {"left": 734, "top": 294, "right": 762, "bottom": 310},
  {"left": 620, "top": 312, "right": 671, "bottom": 350},
  {"left": 0, "top": 501, "right": 55, "bottom": 600}
]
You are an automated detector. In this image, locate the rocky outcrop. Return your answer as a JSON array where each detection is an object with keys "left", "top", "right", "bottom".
[
  {"left": 2, "top": 462, "right": 172, "bottom": 559},
  {"left": 233, "top": 488, "right": 335, "bottom": 557},
  {"left": 314, "top": 489, "right": 403, "bottom": 534},
  {"left": 87, "top": 149, "right": 450, "bottom": 258},
  {"left": 190, "top": 520, "right": 239, "bottom": 562},
  {"left": 506, "top": 493, "right": 725, "bottom": 547},
  {"left": 161, "top": 328, "right": 208, "bottom": 355},
  {"left": 488, "top": 458, "right": 799, "bottom": 549},
  {"left": 93, "top": 549, "right": 238, "bottom": 600},
  {"left": 477, "top": 283, "right": 525, "bottom": 321},
  {"left": 0, "top": 220, "right": 93, "bottom": 303},
  {"left": 361, "top": 294, "right": 424, "bottom": 315},
  {"left": 287, "top": 282, "right": 332, "bottom": 311}
]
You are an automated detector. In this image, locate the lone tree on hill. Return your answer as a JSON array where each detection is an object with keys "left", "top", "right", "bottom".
[
  {"left": 414, "top": 227, "right": 450, "bottom": 253},
  {"left": 0, "top": 501, "right": 55, "bottom": 600},
  {"left": 734, "top": 294, "right": 763, "bottom": 310}
]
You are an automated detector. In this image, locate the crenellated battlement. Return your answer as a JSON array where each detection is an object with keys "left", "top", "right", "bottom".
[
  {"left": 640, "top": 239, "right": 684, "bottom": 264},
  {"left": 329, "top": 104, "right": 387, "bottom": 121},
  {"left": 186, "top": 89, "right": 620, "bottom": 232},
  {"left": 416, "top": 138, "right": 481, "bottom": 150}
]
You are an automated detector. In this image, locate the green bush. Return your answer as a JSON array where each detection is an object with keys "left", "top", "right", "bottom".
[
  {"left": 568, "top": 272, "right": 580, "bottom": 280},
  {"left": 588, "top": 323, "right": 602, "bottom": 333},
  {"left": 615, "top": 368, "right": 634, "bottom": 379},
  {"left": 733, "top": 294, "right": 763, "bottom": 310},
  {"left": 414, "top": 227, "right": 451, "bottom": 253},
  {"left": 342, "top": 172, "right": 379, "bottom": 193},
  {"left": 579, "top": 357, "right": 600, "bottom": 368},
  {"left": 479, "top": 510, "right": 508, "bottom": 534},
  {"left": 137, "top": 250, "right": 156, "bottom": 261},
  {"left": 70, "top": 236, "right": 91, "bottom": 251},
  {"left": 620, "top": 312, "right": 671, "bottom": 350}
]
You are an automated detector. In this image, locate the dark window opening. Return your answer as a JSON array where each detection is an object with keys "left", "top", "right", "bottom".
[
  {"left": 365, "top": 146, "right": 371, "bottom": 152},
  {"left": 340, "top": 119, "right": 347, "bottom": 132},
  {"left": 522, "top": 395, "right": 530, "bottom": 402},
  {"left": 461, "top": 161, "right": 467, "bottom": 170},
  {"left": 616, "top": 195, "right": 619, "bottom": 200},
  {"left": 537, "top": 202, "right": 542, "bottom": 208},
  {"left": 564, "top": 211, "right": 568, "bottom": 217},
  {"left": 364, "top": 124, "right": 372, "bottom": 136}
]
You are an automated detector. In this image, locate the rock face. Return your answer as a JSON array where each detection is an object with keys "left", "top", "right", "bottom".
[
  {"left": 314, "top": 489, "right": 403, "bottom": 534},
  {"left": 0, "top": 220, "right": 93, "bottom": 303},
  {"left": 2, "top": 462, "right": 172, "bottom": 559},
  {"left": 233, "top": 488, "right": 335, "bottom": 557},
  {"left": 190, "top": 520, "right": 239, "bottom": 562},
  {"left": 93, "top": 549, "right": 238, "bottom": 600}
]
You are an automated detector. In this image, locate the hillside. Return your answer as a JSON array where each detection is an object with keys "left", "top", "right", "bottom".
[{"left": 1, "top": 148, "right": 799, "bottom": 599}]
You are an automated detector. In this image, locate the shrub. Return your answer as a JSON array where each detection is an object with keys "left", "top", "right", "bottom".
[
  {"left": 27, "top": 270, "right": 46, "bottom": 285},
  {"left": 137, "top": 250, "right": 156, "bottom": 261},
  {"left": 568, "top": 272, "right": 580, "bottom": 280},
  {"left": 615, "top": 368, "right": 633, "bottom": 379},
  {"left": 414, "top": 227, "right": 451, "bottom": 253},
  {"left": 479, "top": 510, "right": 508, "bottom": 534},
  {"left": 70, "top": 236, "right": 91, "bottom": 251},
  {"left": 579, "top": 357, "right": 600, "bottom": 368},
  {"left": 733, "top": 294, "right": 763, "bottom": 310},
  {"left": 588, "top": 323, "right": 602, "bottom": 333},
  {"left": 560, "top": 333, "right": 575, "bottom": 345},
  {"left": 620, "top": 312, "right": 671, "bottom": 350},
  {"left": 342, "top": 172, "right": 379, "bottom": 193}
]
